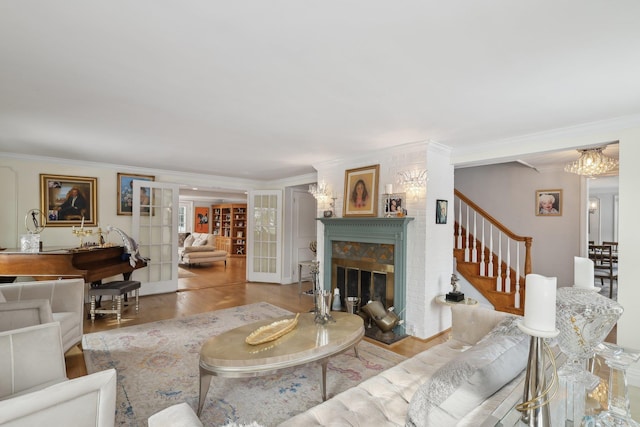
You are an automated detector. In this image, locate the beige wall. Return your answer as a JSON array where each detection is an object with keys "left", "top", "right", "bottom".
[{"left": 455, "top": 162, "right": 582, "bottom": 287}]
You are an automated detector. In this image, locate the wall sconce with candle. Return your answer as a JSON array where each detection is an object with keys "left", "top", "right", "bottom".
[
  {"left": 309, "top": 179, "right": 330, "bottom": 203},
  {"left": 396, "top": 169, "right": 427, "bottom": 199}
]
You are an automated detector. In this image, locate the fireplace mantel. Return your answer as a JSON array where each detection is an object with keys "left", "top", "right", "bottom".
[{"left": 318, "top": 217, "right": 414, "bottom": 320}]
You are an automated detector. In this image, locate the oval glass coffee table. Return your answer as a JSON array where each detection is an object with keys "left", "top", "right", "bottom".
[{"left": 198, "top": 311, "right": 364, "bottom": 416}]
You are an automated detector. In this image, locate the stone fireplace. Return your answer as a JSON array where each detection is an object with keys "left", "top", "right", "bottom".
[{"left": 319, "top": 217, "right": 413, "bottom": 340}]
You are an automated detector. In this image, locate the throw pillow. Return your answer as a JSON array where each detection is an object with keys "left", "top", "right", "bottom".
[
  {"left": 406, "top": 320, "right": 529, "bottom": 426},
  {"left": 183, "top": 235, "right": 195, "bottom": 247},
  {"left": 194, "top": 236, "right": 209, "bottom": 246}
]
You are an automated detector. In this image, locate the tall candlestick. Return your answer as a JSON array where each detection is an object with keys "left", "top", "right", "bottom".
[
  {"left": 81, "top": 216, "right": 84, "bottom": 229},
  {"left": 519, "top": 274, "right": 558, "bottom": 337}
]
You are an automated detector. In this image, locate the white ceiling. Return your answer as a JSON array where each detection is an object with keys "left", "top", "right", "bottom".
[{"left": 0, "top": 1, "right": 638, "bottom": 181}]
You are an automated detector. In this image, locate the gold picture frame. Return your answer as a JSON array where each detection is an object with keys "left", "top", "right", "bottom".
[
  {"left": 536, "top": 189, "right": 562, "bottom": 216},
  {"left": 40, "top": 174, "right": 98, "bottom": 227},
  {"left": 117, "top": 173, "right": 155, "bottom": 215},
  {"left": 343, "top": 164, "right": 379, "bottom": 217}
]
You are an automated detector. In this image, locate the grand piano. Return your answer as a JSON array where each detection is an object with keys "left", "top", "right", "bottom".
[{"left": 0, "top": 246, "right": 146, "bottom": 284}]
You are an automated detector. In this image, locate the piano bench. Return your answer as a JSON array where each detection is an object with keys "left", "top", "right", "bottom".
[{"left": 88, "top": 280, "right": 141, "bottom": 323}]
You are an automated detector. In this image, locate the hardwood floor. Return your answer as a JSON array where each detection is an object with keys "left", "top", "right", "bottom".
[{"left": 66, "top": 257, "right": 446, "bottom": 379}]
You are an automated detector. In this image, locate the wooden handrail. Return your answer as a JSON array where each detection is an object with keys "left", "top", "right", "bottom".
[{"left": 454, "top": 189, "right": 533, "bottom": 276}]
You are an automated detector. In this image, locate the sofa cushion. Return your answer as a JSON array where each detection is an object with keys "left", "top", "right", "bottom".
[
  {"left": 450, "top": 303, "right": 511, "bottom": 346},
  {"left": 182, "top": 246, "right": 217, "bottom": 254},
  {"left": 0, "top": 290, "right": 5, "bottom": 303},
  {"left": 183, "top": 235, "right": 195, "bottom": 247},
  {"left": 194, "top": 237, "right": 209, "bottom": 246},
  {"left": 406, "top": 317, "right": 529, "bottom": 426}
]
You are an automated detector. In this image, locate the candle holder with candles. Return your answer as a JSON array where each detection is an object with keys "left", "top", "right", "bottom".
[
  {"left": 516, "top": 274, "right": 559, "bottom": 427},
  {"left": 72, "top": 226, "right": 93, "bottom": 248}
]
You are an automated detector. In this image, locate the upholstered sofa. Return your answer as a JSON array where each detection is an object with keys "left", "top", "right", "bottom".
[
  {"left": 280, "top": 304, "right": 529, "bottom": 426},
  {"left": 179, "top": 232, "right": 228, "bottom": 267},
  {"left": 0, "top": 278, "right": 84, "bottom": 353}
]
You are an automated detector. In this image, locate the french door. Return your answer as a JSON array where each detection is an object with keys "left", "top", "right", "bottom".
[
  {"left": 132, "top": 180, "right": 180, "bottom": 295},
  {"left": 247, "top": 190, "right": 282, "bottom": 283}
]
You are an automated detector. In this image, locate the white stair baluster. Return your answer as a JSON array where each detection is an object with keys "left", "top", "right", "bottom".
[
  {"left": 480, "top": 219, "right": 486, "bottom": 276},
  {"left": 496, "top": 233, "right": 502, "bottom": 292},
  {"left": 457, "top": 199, "right": 463, "bottom": 249},
  {"left": 472, "top": 212, "right": 478, "bottom": 263},
  {"left": 514, "top": 243, "right": 521, "bottom": 309},
  {"left": 505, "top": 239, "right": 511, "bottom": 293},
  {"left": 488, "top": 224, "right": 494, "bottom": 277},
  {"left": 464, "top": 206, "right": 470, "bottom": 262}
]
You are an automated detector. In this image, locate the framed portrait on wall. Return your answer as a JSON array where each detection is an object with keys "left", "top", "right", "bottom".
[
  {"left": 343, "top": 164, "right": 379, "bottom": 217},
  {"left": 194, "top": 207, "right": 209, "bottom": 233},
  {"left": 40, "top": 174, "right": 98, "bottom": 227},
  {"left": 117, "top": 173, "right": 155, "bottom": 215},
  {"left": 536, "top": 189, "right": 562, "bottom": 216},
  {"left": 436, "top": 199, "right": 448, "bottom": 224}
]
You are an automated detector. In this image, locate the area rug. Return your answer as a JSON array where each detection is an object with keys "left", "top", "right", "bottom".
[
  {"left": 178, "top": 266, "right": 197, "bottom": 278},
  {"left": 82, "top": 302, "right": 406, "bottom": 426}
]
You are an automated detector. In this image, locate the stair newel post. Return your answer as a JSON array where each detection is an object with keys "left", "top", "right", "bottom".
[
  {"left": 480, "top": 219, "right": 486, "bottom": 276},
  {"left": 457, "top": 198, "right": 463, "bottom": 249},
  {"left": 496, "top": 233, "right": 503, "bottom": 291},
  {"left": 488, "top": 224, "right": 494, "bottom": 277},
  {"left": 515, "top": 243, "right": 521, "bottom": 309},
  {"left": 472, "top": 211, "right": 478, "bottom": 263},
  {"left": 505, "top": 239, "right": 512, "bottom": 293},
  {"left": 464, "top": 206, "right": 470, "bottom": 262}
]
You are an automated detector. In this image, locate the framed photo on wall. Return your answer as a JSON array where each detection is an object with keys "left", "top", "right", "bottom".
[
  {"left": 117, "top": 173, "right": 155, "bottom": 215},
  {"left": 194, "top": 207, "right": 209, "bottom": 233},
  {"left": 40, "top": 174, "right": 98, "bottom": 227},
  {"left": 436, "top": 199, "right": 448, "bottom": 224},
  {"left": 536, "top": 189, "right": 562, "bottom": 216},
  {"left": 343, "top": 164, "right": 380, "bottom": 217}
]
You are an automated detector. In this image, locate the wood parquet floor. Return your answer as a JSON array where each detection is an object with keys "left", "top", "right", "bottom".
[{"left": 66, "top": 257, "right": 446, "bottom": 379}]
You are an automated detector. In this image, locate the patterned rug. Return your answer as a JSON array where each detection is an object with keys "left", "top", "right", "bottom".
[{"left": 82, "top": 302, "right": 406, "bottom": 426}]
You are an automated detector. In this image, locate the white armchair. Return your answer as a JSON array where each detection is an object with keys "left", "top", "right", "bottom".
[
  {"left": 0, "top": 368, "right": 116, "bottom": 427},
  {"left": 0, "top": 299, "right": 53, "bottom": 332},
  {"left": 0, "top": 278, "right": 84, "bottom": 352},
  {"left": 0, "top": 322, "right": 67, "bottom": 400},
  {"left": 0, "top": 321, "right": 117, "bottom": 426}
]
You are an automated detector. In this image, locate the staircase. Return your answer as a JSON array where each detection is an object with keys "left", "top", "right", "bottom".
[{"left": 453, "top": 190, "right": 532, "bottom": 316}]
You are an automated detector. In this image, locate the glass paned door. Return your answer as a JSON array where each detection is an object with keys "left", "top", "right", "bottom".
[
  {"left": 132, "top": 180, "right": 179, "bottom": 295},
  {"left": 247, "top": 190, "right": 282, "bottom": 283}
]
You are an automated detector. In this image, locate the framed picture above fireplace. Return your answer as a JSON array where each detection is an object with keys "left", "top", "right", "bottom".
[{"left": 343, "top": 164, "right": 379, "bottom": 217}]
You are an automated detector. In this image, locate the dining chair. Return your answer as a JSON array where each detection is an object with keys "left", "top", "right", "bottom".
[
  {"left": 592, "top": 245, "right": 618, "bottom": 298},
  {"left": 603, "top": 241, "right": 619, "bottom": 264}
]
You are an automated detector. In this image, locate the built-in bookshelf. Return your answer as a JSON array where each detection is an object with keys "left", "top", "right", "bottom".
[{"left": 212, "top": 203, "right": 247, "bottom": 257}]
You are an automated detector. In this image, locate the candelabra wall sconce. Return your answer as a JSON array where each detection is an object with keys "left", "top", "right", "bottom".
[
  {"left": 396, "top": 169, "right": 427, "bottom": 199},
  {"left": 309, "top": 179, "right": 330, "bottom": 203}
]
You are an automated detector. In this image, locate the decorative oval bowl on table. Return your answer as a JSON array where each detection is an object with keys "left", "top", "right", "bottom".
[{"left": 245, "top": 313, "right": 300, "bottom": 345}]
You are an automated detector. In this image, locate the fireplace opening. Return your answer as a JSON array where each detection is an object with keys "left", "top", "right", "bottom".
[
  {"left": 332, "top": 259, "right": 395, "bottom": 310},
  {"left": 330, "top": 241, "right": 406, "bottom": 344}
]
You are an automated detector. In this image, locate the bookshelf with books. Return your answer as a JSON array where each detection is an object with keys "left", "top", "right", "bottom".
[{"left": 212, "top": 203, "right": 247, "bottom": 257}]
